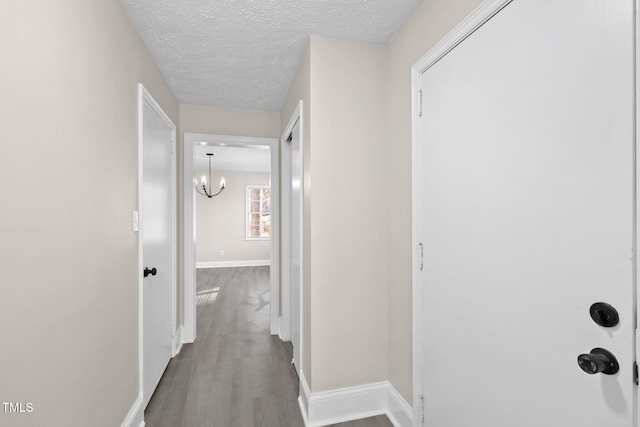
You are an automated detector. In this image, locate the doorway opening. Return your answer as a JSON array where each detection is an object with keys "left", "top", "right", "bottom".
[{"left": 183, "top": 134, "right": 280, "bottom": 342}]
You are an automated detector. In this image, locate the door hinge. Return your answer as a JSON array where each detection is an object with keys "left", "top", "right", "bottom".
[
  {"left": 171, "top": 140, "right": 176, "bottom": 154},
  {"left": 634, "top": 362, "right": 638, "bottom": 386},
  {"left": 418, "top": 89, "right": 423, "bottom": 117},
  {"left": 419, "top": 242, "right": 424, "bottom": 271},
  {"left": 419, "top": 394, "right": 425, "bottom": 423}
]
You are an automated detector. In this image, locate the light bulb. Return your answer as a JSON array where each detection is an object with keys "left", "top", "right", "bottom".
[{"left": 220, "top": 177, "right": 226, "bottom": 189}]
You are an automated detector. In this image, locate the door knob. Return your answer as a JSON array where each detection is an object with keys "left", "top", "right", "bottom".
[
  {"left": 577, "top": 348, "right": 619, "bottom": 375},
  {"left": 144, "top": 267, "right": 157, "bottom": 278}
]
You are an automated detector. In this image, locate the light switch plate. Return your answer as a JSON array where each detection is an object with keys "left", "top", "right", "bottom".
[{"left": 132, "top": 211, "right": 139, "bottom": 232}]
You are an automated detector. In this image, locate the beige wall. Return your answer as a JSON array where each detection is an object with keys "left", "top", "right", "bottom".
[
  {"left": 178, "top": 104, "right": 281, "bottom": 326},
  {"left": 180, "top": 104, "right": 281, "bottom": 138},
  {"left": 0, "top": 0, "right": 492, "bottom": 423},
  {"left": 385, "top": 0, "right": 484, "bottom": 403},
  {"left": 0, "top": 1, "right": 178, "bottom": 426},
  {"left": 196, "top": 171, "right": 271, "bottom": 263},
  {"left": 281, "top": 36, "right": 388, "bottom": 392},
  {"left": 279, "top": 0, "right": 485, "bottom": 404},
  {"left": 309, "top": 36, "right": 387, "bottom": 392}
]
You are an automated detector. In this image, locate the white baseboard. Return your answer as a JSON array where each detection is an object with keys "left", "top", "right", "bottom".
[
  {"left": 386, "top": 384, "right": 413, "bottom": 427},
  {"left": 270, "top": 313, "right": 280, "bottom": 336},
  {"left": 278, "top": 316, "right": 291, "bottom": 341},
  {"left": 298, "top": 374, "right": 413, "bottom": 427},
  {"left": 121, "top": 393, "right": 144, "bottom": 427},
  {"left": 196, "top": 260, "right": 270, "bottom": 268},
  {"left": 173, "top": 325, "right": 184, "bottom": 357},
  {"left": 298, "top": 370, "right": 311, "bottom": 424}
]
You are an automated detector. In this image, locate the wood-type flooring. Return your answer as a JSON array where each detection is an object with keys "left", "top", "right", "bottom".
[{"left": 145, "top": 266, "right": 393, "bottom": 427}]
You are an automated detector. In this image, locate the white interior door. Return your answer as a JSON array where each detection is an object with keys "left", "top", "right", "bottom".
[
  {"left": 141, "top": 93, "right": 175, "bottom": 407},
  {"left": 417, "top": 0, "right": 635, "bottom": 425},
  {"left": 289, "top": 119, "right": 302, "bottom": 375}
]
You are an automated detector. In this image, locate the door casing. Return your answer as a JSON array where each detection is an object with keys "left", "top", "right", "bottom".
[
  {"left": 182, "top": 133, "right": 280, "bottom": 341},
  {"left": 281, "top": 101, "right": 304, "bottom": 373},
  {"left": 137, "top": 83, "right": 178, "bottom": 409},
  {"left": 410, "top": 0, "right": 639, "bottom": 423}
]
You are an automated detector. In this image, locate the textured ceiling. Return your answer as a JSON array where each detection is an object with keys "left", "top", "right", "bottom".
[{"left": 120, "top": 0, "right": 424, "bottom": 111}]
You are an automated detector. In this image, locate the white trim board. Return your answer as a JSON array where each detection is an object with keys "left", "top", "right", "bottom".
[
  {"left": 172, "top": 325, "right": 184, "bottom": 357},
  {"left": 120, "top": 393, "right": 144, "bottom": 427},
  {"left": 636, "top": 0, "right": 640, "bottom": 420},
  {"left": 277, "top": 315, "right": 287, "bottom": 342},
  {"left": 280, "top": 100, "right": 304, "bottom": 372},
  {"left": 298, "top": 374, "right": 412, "bottom": 427},
  {"left": 386, "top": 385, "right": 413, "bottom": 427},
  {"left": 196, "top": 260, "right": 270, "bottom": 268},
  {"left": 412, "top": 0, "right": 511, "bottom": 75}
]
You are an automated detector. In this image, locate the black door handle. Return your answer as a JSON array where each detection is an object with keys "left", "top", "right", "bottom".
[
  {"left": 144, "top": 267, "right": 157, "bottom": 278},
  {"left": 577, "top": 348, "right": 619, "bottom": 375}
]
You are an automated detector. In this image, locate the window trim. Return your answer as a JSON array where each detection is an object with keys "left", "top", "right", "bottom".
[{"left": 245, "top": 184, "right": 271, "bottom": 241}]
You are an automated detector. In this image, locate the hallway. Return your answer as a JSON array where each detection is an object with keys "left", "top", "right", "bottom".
[{"left": 144, "top": 267, "right": 392, "bottom": 427}]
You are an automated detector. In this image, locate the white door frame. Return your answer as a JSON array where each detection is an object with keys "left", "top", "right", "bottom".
[
  {"left": 280, "top": 126, "right": 291, "bottom": 341},
  {"left": 280, "top": 101, "right": 304, "bottom": 351},
  {"left": 137, "top": 84, "right": 178, "bottom": 409},
  {"left": 183, "top": 133, "right": 280, "bottom": 341},
  {"left": 411, "top": 0, "right": 639, "bottom": 424},
  {"left": 635, "top": 2, "right": 640, "bottom": 423},
  {"left": 411, "top": 1, "right": 512, "bottom": 418}
]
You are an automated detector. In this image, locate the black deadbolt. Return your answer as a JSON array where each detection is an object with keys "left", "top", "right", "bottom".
[
  {"left": 577, "top": 348, "right": 619, "bottom": 375},
  {"left": 144, "top": 267, "right": 157, "bottom": 278},
  {"left": 589, "top": 302, "right": 619, "bottom": 327}
]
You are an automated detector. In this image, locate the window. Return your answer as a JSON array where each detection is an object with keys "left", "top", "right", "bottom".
[{"left": 246, "top": 185, "right": 271, "bottom": 240}]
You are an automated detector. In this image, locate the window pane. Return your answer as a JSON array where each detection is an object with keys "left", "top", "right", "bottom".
[{"left": 246, "top": 185, "right": 271, "bottom": 239}]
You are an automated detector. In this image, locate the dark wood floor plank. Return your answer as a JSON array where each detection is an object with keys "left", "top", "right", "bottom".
[{"left": 144, "top": 266, "right": 393, "bottom": 427}]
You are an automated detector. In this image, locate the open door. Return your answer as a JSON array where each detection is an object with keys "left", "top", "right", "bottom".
[{"left": 414, "top": 0, "right": 636, "bottom": 425}]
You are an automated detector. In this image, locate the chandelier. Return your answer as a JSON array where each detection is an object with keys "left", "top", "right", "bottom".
[{"left": 195, "top": 153, "right": 226, "bottom": 198}]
